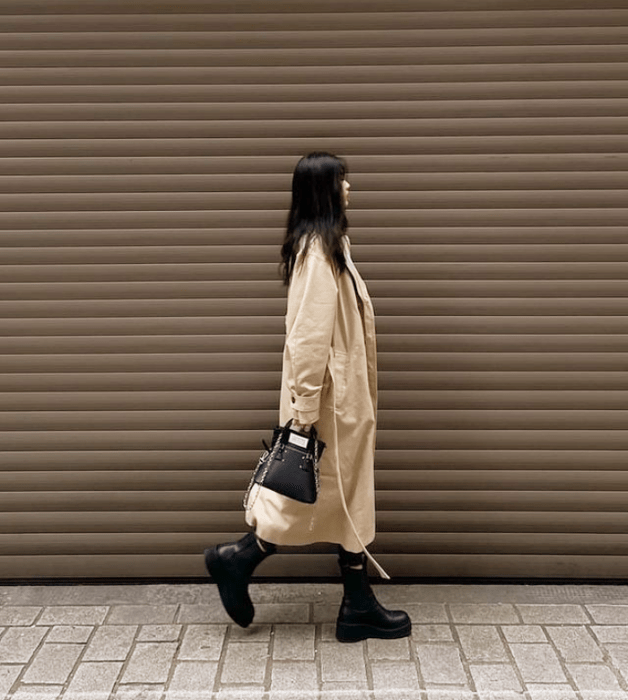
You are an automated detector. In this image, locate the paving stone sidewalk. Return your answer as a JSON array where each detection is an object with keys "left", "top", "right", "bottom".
[{"left": 2, "top": 581, "right": 628, "bottom": 699}]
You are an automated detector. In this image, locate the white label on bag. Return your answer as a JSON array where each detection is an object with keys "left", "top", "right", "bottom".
[{"left": 288, "top": 432, "right": 309, "bottom": 449}]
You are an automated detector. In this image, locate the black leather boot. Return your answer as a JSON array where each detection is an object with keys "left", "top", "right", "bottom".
[
  {"left": 204, "top": 532, "right": 276, "bottom": 628},
  {"left": 336, "top": 547, "right": 411, "bottom": 643}
]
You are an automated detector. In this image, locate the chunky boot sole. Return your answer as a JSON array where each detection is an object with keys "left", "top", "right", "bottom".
[
  {"left": 204, "top": 546, "right": 254, "bottom": 628},
  {"left": 336, "top": 617, "right": 412, "bottom": 643}
]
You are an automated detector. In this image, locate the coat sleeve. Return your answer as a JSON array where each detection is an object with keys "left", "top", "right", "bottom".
[{"left": 285, "top": 244, "right": 338, "bottom": 425}]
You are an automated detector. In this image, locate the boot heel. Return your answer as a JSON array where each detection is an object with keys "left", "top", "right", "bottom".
[
  {"left": 335, "top": 622, "right": 370, "bottom": 643},
  {"left": 336, "top": 619, "right": 412, "bottom": 643}
]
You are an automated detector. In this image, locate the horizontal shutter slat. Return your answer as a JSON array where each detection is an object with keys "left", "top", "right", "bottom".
[
  {"left": 4, "top": 489, "right": 628, "bottom": 512},
  {"left": 6, "top": 553, "right": 628, "bottom": 580},
  {"left": 0, "top": 0, "right": 626, "bottom": 12},
  {"left": 1, "top": 429, "right": 628, "bottom": 451},
  {"left": 0, "top": 511, "right": 245, "bottom": 533},
  {"left": 1, "top": 226, "right": 627, "bottom": 246},
  {"left": 1, "top": 450, "right": 258, "bottom": 471},
  {"left": 4, "top": 64, "right": 628, "bottom": 85},
  {"left": 2, "top": 9, "right": 628, "bottom": 31},
  {"left": 0, "top": 372, "right": 283, "bottom": 392},
  {"left": 2, "top": 25, "right": 628, "bottom": 49},
  {"left": 4, "top": 532, "right": 628, "bottom": 556},
  {"left": 377, "top": 512, "right": 628, "bottom": 533},
  {"left": 2, "top": 135, "right": 628, "bottom": 158},
  {"left": 376, "top": 491, "right": 628, "bottom": 511},
  {"left": 1, "top": 209, "right": 626, "bottom": 229},
  {"left": 4, "top": 243, "right": 628, "bottom": 265},
  {"left": 1, "top": 81, "right": 627, "bottom": 103},
  {"left": 3, "top": 280, "right": 628, "bottom": 302},
  {"left": 2, "top": 171, "right": 628, "bottom": 194},
  {"left": 2, "top": 298, "right": 628, "bottom": 317},
  {"left": 6, "top": 510, "right": 628, "bottom": 536},
  {"left": 1, "top": 317, "right": 627, "bottom": 337},
  {"left": 3, "top": 46, "right": 628, "bottom": 68},
  {"left": 1, "top": 153, "right": 627, "bottom": 175},
  {"left": 9, "top": 510, "right": 628, "bottom": 535},
  {"left": 3, "top": 409, "right": 628, "bottom": 431},
  {"left": 3, "top": 261, "right": 628, "bottom": 283},
  {"left": 2, "top": 351, "right": 628, "bottom": 373},
  {"left": 3, "top": 190, "right": 628, "bottom": 211},
  {"left": 3, "top": 448, "right": 628, "bottom": 471},
  {"left": 4, "top": 389, "right": 628, "bottom": 411}
]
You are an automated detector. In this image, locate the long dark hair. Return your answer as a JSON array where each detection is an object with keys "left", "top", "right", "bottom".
[{"left": 280, "top": 152, "right": 348, "bottom": 285}]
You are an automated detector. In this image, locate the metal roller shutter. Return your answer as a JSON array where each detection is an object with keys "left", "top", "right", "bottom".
[{"left": 1, "top": 0, "right": 627, "bottom": 579}]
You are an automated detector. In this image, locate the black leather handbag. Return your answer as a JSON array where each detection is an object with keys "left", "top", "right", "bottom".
[{"left": 245, "top": 419, "right": 326, "bottom": 505}]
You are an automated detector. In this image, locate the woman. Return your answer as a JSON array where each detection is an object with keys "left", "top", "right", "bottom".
[{"left": 205, "top": 152, "right": 411, "bottom": 643}]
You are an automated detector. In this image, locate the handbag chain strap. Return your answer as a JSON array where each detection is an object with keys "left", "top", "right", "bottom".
[
  {"left": 243, "top": 432, "right": 283, "bottom": 511},
  {"left": 307, "top": 436, "right": 321, "bottom": 531}
]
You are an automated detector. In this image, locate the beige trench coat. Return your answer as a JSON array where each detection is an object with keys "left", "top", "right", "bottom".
[{"left": 245, "top": 236, "right": 387, "bottom": 576}]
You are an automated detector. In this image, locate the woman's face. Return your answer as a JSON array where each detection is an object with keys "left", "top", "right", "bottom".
[{"left": 341, "top": 178, "right": 351, "bottom": 208}]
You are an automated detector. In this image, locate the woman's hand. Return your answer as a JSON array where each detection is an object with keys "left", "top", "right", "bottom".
[{"left": 292, "top": 420, "right": 312, "bottom": 434}]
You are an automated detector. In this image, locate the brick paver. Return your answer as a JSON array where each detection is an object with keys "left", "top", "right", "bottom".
[
  {"left": 0, "top": 627, "right": 47, "bottom": 664},
  {"left": 568, "top": 662, "right": 624, "bottom": 693},
  {"left": 121, "top": 642, "right": 178, "bottom": 684},
  {"left": 47, "top": 625, "right": 94, "bottom": 644},
  {"left": 517, "top": 604, "right": 591, "bottom": 625},
  {"left": 416, "top": 644, "right": 467, "bottom": 685},
  {"left": 371, "top": 661, "right": 420, "bottom": 690},
  {"left": 603, "top": 644, "right": 628, "bottom": 683},
  {"left": 65, "top": 661, "right": 123, "bottom": 696},
  {"left": 21, "top": 643, "right": 84, "bottom": 684},
  {"left": 527, "top": 685, "right": 578, "bottom": 700},
  {"left": 510, "top": 642, "right": 567, "bottom": 683},
  {"left": 412, "top": 624, "right": 453, "bottom": 643},
  {"left": 449, "top": 603, "right": 519, "bottom": 625},
  {"left": 114, "top": 684, "right": 164, "bottom": 700},
  {"left": 367, "top": 636, "right": 411, "bottom": 660},
  {"left": 546, "top": 625, "right": 605, "bottom": 662},
  {"left": 11, "top": 685, "right": 64, "bottom": 700},
  {"left": 0, "top": 668, "right": 22, "bottom": 696},
  {"left": 177, "top": 624, "right": 226, "bottom": 661},
  {"left": 38, "top": 606, "right": 108, "bottom": 627},
  {"left": 3, "top": 583, "right": 628, "bottom": 697},
  {"left": 137, "top": 625, "right": 181, "bottom": 643},
  {"left": 270, "top": 660, "right": 318, "bottom": 696},
  {"left": 455, "top": 624, "right": 507, "bottom": 662},
  {"left": 320, "top": 642, "right": 368, "bottom": 683},
  {"left": 83, "top": 625, "right": 137, "bottom": 662},
  {"left": 0, "top": 608, "right": 40, "bottom": 627},
  {"left": 271, "top": 624, "right": 315, "bottom": 661},
  {"left": 166, "top": 661, "right": 219, "bottom": 695},
  {"left": 469, "top": 663, "right": 523, "bottom": 693},
  {"left": 502, "top": 624, "right": 547, "bottom": 643},
  {"left": 220, "top": 641, "right": 268, "bottom": 684},
  {"left": 106, "top": 606, "right": 177, "bottom": 626}
]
